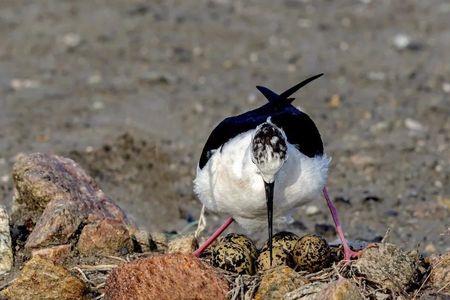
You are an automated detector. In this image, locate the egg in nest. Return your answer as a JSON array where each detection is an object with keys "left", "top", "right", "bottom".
[
  {"left": 256, "top": 245, "right": 296, "bottom": 271},
  {"left": 211, "top": 233, "right": 257, "bottom": 275},
  {"left": 293, "top": 234, "right": 332, "bottom": 273},
  {"left": 261, "top": 231, "right": 300, "bottom": 252},
  {"left": 220, "top": 233, "right": 258, "bottom": 258}
]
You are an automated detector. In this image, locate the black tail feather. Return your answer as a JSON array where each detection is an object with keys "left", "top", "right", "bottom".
[
  {"left": 256, "top": 73, "right": 324, "bottom": 104},
  {"left": 280, "top": 73, "right": 324, "bottom": 103},
  {"left": 256, "top": 86, "right": 279, "bottom": 103}
]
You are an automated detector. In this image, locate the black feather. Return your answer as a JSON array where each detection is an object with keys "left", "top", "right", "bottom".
[
  {"left": 198, "top": 103, "right": 323, "bottom": 169},
  {"left": 198, "top": 75, "right": 324, "bottom": 169}
]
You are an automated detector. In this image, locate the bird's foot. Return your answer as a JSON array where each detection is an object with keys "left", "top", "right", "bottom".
[
  {"left": 343, "top": 247, "right": 361, "bottom": 262},
  {"left": 343, "top": 243, "right": 378, "bottom": 262}
]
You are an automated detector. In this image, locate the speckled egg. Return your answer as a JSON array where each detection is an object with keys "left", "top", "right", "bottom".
[
  {"left": 293, "top": 234, "right": 332, "bottom": 273},
  {"left": 220, "top": 233, "right": 258, "bottom": 258},
  {"left": 256, "top": 246, "right": 296, "bottom": 271},
  {"left": 261, "top": 231, "right": 300, "bottom": 252},
  {"left": 211, "top": 242, "right": 255, "bottom": 275}
]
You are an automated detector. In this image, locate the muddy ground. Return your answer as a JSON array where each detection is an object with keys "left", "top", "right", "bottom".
[{"left": 0, "top": 0, "right": 449, "bottom": 253}]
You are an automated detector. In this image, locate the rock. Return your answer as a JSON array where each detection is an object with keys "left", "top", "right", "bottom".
[
  {"left": 1, "top": 256, "right": 87, "bottom": 299},
  {"left": 305, "top": 205, "right": 320, "bottom": 216},
  {"left": 151, "top": 232, "right": 168, "bottom": 252},
  {"left": 104, "top": 254, "right": 228, "bottom": 300},
  {"left": 139, "top": 71, "right": 176, "bottom": 85},
  {"left": 404, "top": 118, "right": 426, "bottom": 132},
  {"left": 168, "top": 234, "right": 198, "bottom": 254},
  {"left": 284, "top": 282, "right": 326, "bottom": 300},
  {"left": 60, "top": 33, "right": 82, "bottom": 50},
  {"left": 285, "top": 279, "right": 363, "bottom": 300},
  {"left": 392, "top": 33, "right": 411, "bottom": 50},
  {"left": 0, "top": 205, "right": 13, "bottom": 275},
  {"left": 10, "top": 78, "right": 40, "bottom": 90},
  {"left": 255, "top": 266, "right": 309, "bottom": 300},
  {"left": 293, "top": 234, "right": 332, "bottom": 273},
  {"left": 314, "top": 279, "right": 364, "bottom": 300},
  {"left": 11, "top": 153, "right": 133, "bottom": 252},
  {"left": 77, "top": 219, "right": 133, "bottom": 256},
  {"left": 32, "top": 244, "right": 71, "bottom": 264},
  {"left": 133, "top": 229, "right": 155, "bottom": 252},
  {"left": 428, "top": 252, "right": 450, "bottom": 294},
  {"left": 353, "top": 243, "right": 419, "bottom": 293},
  {"left": 328, "top": 94, "right": 341, "bottom": 108}
]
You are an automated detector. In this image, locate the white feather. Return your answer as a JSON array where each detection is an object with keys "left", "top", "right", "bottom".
[{"left": 193, "top": 129, "right": 330, "bottom": 232}]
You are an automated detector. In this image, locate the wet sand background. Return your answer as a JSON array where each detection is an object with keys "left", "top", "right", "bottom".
[{"left": 0, "top": 0, "right": 449, "bottom": 252}]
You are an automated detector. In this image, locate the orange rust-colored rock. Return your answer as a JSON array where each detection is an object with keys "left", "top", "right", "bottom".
[
  {"left": 77, "top": 219, "right": 133, "bottom": 255},
  {"left": 104, "top": 253, "right": 229, "bottom": 300},
  {"left": 32, "top": 244, "right": 72, "bottom": 264}
]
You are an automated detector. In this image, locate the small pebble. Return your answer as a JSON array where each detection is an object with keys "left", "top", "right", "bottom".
[
  {"left": 328, "top": 94, "right": 341, "bottom": 108},
  {"left": 140, "top": 71, "right": 176, "bottom": 84},
  {"left": 297, "top": 18, "right": 311, "bottom": 28},
  {"left": 287, "top": 64, "right": 296, "bottom": 73},
  {"left": 424, "top": 243, "right": 436, "bottom": 254},
  {"left": 168, "top": 234, "right": 197, "bottom": 254},
  {"left": 305, "top": 205, "right": 320, "bottom": 216},
  {"left": 442, "top": 82, "right": 450, "bottom": 93},
  {"left": 61, "top": 32, "right": 82, "bottom": 50},
  {"left": 0, "top": 175, "right": 8, "bottom": 183},
  {"left": 405, "top": 118, "right": 426, "bottom": 132},
  {"left": 87, "top": 74, "right": 102, "bottom": 85},
  {"left": 92, "top": 101, "right": 104, "bottom": 110},
  {"left": 247, "top": 93, "right": 257, "bottom": 104},
  {"left": 10, "top": 79, "right": 40, "bottom": 90},
  {"left": 249, "top": 52, "right": 259, "bottom": 63},
  {"left": 194, "top": 102, "right": 204, "bottom": 114},
  {"left": 339, "top": 41, "right": 349, "bottom": 51},
  {"left": 367, "top": 71, "right": 386, "bottom": 81},
  {"left": 393, "top": 34, "right": 411, "bottom": 50}
]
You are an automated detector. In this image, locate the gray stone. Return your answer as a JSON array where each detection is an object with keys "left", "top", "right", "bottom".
[{"left": 0, "top": 205, "right": 13, "bottom": 275}]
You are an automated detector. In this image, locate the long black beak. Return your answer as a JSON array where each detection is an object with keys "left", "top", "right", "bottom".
[{"left": 264, "top": 181, "right": 274, "bottom": 266}]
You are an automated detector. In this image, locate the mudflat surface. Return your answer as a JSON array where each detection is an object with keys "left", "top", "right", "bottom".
[{"left": 0, "top": 1, "right": 449, "bottom": 252}]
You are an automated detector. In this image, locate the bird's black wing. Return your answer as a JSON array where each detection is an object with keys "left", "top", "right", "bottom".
[
  {"left": 198, "top": 104, "right": 323, "bottom": 169},
  {"left": 271, "top": 107, "right": 324, "bottom": 158}
]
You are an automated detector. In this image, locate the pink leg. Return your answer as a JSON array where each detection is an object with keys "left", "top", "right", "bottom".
[
  {"left": 193, "top": 216, "right": 234, "bottom": 257},
  {"left": 323, "top": 187, "right": 360, "bottom": 261}
]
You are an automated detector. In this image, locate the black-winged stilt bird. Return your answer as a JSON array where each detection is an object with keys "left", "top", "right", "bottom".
[{"left": 193, "top": 74, "right": 359, "bottom": 264}]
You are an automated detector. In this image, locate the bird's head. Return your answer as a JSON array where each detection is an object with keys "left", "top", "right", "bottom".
[
  {"left": 250, "top": 118, "right": 288, "bottom": 267},
  {"left": 251, "top": 119, "right": 288, "bottom": 183}
]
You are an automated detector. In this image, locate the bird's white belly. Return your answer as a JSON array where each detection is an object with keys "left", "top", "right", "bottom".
[{"left": 194, "top": 130, "right": 330, "bottom": 228}]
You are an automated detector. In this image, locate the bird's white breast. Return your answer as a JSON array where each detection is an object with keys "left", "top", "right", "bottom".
[{"left": 194, "top": 130, "right": 330, "bottom": 230}]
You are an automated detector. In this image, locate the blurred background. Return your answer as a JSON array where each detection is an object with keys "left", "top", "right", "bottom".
[{"left": 0, "top": 0, "right": 449, "bottom": 253}]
